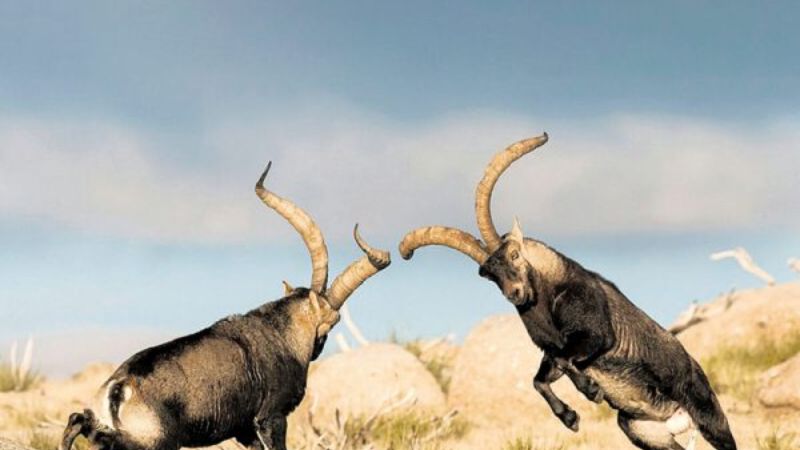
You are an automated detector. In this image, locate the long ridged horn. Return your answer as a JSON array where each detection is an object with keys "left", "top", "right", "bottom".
[
  {"left": 327, "top": 224, "right": 391, "bottom": 310},
  {"left": 399, "top": 226, "right": 489, "bottom": 265},
  {"left": 256, "top": 162, "right": 329, "bottom": 293},
  {"left": 475, "top": 133, "right": 549, "bottom": 252}
]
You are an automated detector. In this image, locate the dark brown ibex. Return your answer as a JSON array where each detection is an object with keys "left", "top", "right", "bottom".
[
  {"left": 399, "top": 135, "right": 736, "bottom": 450},
  {"left": 59, "top": 162, "right": 390, "bottom": 450}
]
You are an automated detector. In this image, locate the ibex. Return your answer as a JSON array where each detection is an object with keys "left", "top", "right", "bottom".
[
  {"left": 399, "top": 134, "right": 736, "bottom": 450},
  {"left": 59, "top": 163, "right": 391, "bottom": 450}
]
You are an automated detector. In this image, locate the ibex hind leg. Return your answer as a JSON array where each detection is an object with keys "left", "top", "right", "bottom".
[
  {"left": 677, "top": 361, "right": 737, "bottom": 450},
  {"left": 618, "top": 412, "right": 685, "bottom": 450}
]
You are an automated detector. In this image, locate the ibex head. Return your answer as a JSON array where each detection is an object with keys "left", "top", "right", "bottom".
[
  {"left": 478, "top": 218, "right": 538, "bottom": 306},
  {"left": 399, "top": 133, "right": 558, "bottom": 307},
  {"left": 255, "top": 163, "right": 390, "bottom": 341}
]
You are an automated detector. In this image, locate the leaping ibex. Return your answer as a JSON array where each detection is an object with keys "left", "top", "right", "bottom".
[
  {"left": 59, "top": 162, "right": 391, "bottom": 450},
  {"left": 399, "top": 134, "right": 736, "bottom": 450}
]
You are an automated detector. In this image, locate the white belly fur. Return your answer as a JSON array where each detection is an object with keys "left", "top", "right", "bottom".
[{"left": 584, "top": 367, "right": 679, "bottom": 420}]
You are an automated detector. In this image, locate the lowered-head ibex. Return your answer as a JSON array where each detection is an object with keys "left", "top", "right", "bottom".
[
  {"left": 399, "top": 134, "right": 736, "bottom": 450},
  {"left": 59, "top": 162, "right": 390, "bottom": 450}
]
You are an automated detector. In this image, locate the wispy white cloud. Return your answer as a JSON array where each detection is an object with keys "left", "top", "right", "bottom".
[{"left": 1, "top": 107, "right": 797, "bottom": 244}]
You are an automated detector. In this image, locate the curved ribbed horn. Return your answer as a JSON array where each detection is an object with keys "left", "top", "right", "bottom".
[
  {"left": 475, "top": 133, "right": 549, "bottom": 252},
  {"left": 255, "top": 162, "right": 329, "bottom": 293},
  {"left": 399, "top": 226, "right": 489, "bottom": 265},
  {"left": 327, "top": 224, "right": 391, "bottom": 310}
]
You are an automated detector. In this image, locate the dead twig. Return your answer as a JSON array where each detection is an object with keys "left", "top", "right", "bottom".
[
  {"left": 710, "top": 247, "right": 775, "bottom": 286},
  {"left": 788, "top": 257, "right": 800, "bottom": 275},
  {"left": 339, "top": 304, "right": 370, "bottom": 347},
  {"left": 669, "top": 290, "right": 737, "bottom": 335}
]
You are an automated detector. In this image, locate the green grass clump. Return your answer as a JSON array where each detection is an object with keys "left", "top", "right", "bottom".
[
  {"left": 500, "top": 436, "right": 566, "bottom": 450},
  {"left": 389, "top": 333, "right": 454, "bottom": 394},
  {"left": 346, "top": 411, "right": 469, "bottom": 450},
  {"left": 702, "top": 330, "right": 800, "bottom": 401},
  {"left": 757, "top": 429, "right": 798, "bottom": 450}
]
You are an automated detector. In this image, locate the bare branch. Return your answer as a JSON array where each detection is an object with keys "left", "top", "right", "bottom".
[
  {"left": 669, "top": 290, "right": 738, "bottom": 335},
  {"left": 710, "top": 247, "right": 776, "bottom": 286},
  {"left": 334, "top": 333, "right": 352, "bottom": 353},
  {"left": 788, "top": 257, "right": 800, "bottom": 275},
  {"left": 668, "top": 302, "right": 701, "bottom": 335},
  {"left": 339, "top": 304, "right": 369, "bottom": 347},
  {"left": 18, "top": 337, "right": 33, "bottom": 390}
]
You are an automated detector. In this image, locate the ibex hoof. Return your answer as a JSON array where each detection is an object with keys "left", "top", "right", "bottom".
[{"left": 560, "top": 408, "right": 579, "bottom": 432}]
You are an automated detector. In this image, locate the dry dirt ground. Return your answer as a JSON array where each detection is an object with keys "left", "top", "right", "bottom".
[{"left": 2, "top": 282, "right": 799, "bottom": 450}]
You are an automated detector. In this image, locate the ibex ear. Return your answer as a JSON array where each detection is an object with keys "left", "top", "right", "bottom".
[
  {"left": 282, "top": 280, "right": 294, "bottom": 296},
  {"left": 308, "top": 291, "right": 321, "bottom": 316},
  {"left": 510, "top": 216, "right": 524, "bottom": 242}
]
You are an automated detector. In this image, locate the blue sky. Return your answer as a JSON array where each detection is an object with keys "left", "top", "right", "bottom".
[{"left": 1, "top": 1, "right": 798, "bottom": 375}]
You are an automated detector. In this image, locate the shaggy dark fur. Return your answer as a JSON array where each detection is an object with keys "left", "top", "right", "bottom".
[
  {"left": 59, "top": 289, "right": 331, "bottom": 450},
  {"left": 480, "top": 238, "right": 737, "bottom": 450}
]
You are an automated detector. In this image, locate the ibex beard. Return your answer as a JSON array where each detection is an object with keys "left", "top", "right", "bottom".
[{"left": 60, "top": 163, "right": 390, "bottom": 450}]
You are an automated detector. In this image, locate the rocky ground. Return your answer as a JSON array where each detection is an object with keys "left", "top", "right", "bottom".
[{"left": 2, "top": 282, "right": 799, "bottom": 450}]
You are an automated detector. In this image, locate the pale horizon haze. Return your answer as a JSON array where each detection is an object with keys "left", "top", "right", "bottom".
[{"left": 1, "top": 1, "right": 798, "bottom": 376}]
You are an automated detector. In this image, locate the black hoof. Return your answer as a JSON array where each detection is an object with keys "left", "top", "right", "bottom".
[{"left": 559, "top": 408, "right": 579, "bottom": 432}]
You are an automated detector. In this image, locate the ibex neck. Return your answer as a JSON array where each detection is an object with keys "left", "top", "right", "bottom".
[
  {"left": 523, "top": 240, "right": 567, "bottom": 284},
  {"left": 250, "top": 300, "right": 318, "bottom": 365},
  {"left": 284, "top": 310, "right": 319, "bottom": 365}
]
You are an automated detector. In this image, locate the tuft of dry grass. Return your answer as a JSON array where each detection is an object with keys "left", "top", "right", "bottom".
[
  {"left": 28, "top": 431, "right": 58, "bottom": 450},
  {"left": 0, "top": 339, "right": 42, "bottom": 392},
  {"left": 28, "top": 431, "right": 89, "bottom": 450},
  {"left": 702, "top": 330, "right": 800, "bottom": 401},
  {"left": 756, "top": 429, "right": 798, "bottom": 450},
  {"left": 589, "top": 402, "right": 616, "bottom": 421},
  {"left": 4, "top": 406, "right": 50, "bottom": 430},
  {"left": 344, "top": 410, "right": 469, "bottom": 450},
  {"left": 0, "top": 365, "right": 41, "bottom": 392},
  {"left": 296, "top": 396, "right": 469, "bottom": 450},
  {"left": 499, "top": 436, "right": 566, "bottom": 450}
]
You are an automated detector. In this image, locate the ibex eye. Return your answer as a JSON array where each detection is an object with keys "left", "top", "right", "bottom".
[{"left": 510, "top": 250, "right": 519, "bottom": 260}]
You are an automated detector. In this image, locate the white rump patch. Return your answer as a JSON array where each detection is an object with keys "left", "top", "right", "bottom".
[{"left": 119, "top": 401, "right": 162, "bottom": 447}]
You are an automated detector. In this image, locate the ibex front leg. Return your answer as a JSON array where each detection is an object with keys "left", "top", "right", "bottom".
[
  {"left": 553, "top": 356, "right": 604, "bottom": 403},
  {"left": 253, "top": 414, "right": 287, "bottom": 450},
  {"left": 533, "top": 356, "right": 581, "bottom": 432}
]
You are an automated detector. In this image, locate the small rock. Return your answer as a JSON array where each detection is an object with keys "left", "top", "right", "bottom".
[{"left": 758, "top": 353, "right": 800, "bottom": 410}]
